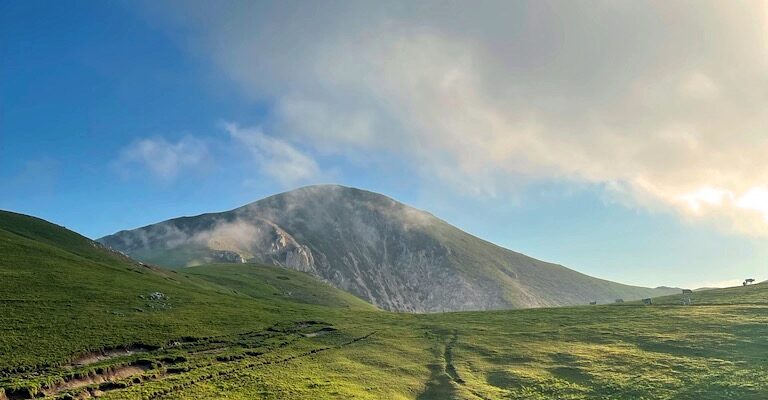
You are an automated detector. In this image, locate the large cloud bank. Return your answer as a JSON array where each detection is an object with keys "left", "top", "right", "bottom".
[{"left": 145, "top": 0, "right": 768, "bottom": 235}]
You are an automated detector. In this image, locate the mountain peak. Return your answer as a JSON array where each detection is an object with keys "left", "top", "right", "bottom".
[{"left": 252, "top": 184, "right": 402, "bottom": 206}]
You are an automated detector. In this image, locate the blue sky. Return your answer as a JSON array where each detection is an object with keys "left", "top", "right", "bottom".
[{"left": 2, "top": 1, "right": 767, "bottom": 289}]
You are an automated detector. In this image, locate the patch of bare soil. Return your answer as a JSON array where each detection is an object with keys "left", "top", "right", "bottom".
[
  {"left": 42, "top": 362, "right": 152, "bottom": 397},
  {"left": 302, "top": 327, "right": 337, "bottom": 338},
  {"left": 70, "top": 346, "right": 153, "bottom": 367}
]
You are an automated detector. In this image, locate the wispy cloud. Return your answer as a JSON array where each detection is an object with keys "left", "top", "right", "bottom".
[
  {"left": 114, "top": 123, "right": 325, "bottom": 187},
  {"left": 116, "top": 136, "right": 211, "bottom": 181},
  {"left": 224, "top": 123, "right": 322, "bottom": 187},
  {"left": 149, "top": 1, "right": 768, "bottom": 235}
]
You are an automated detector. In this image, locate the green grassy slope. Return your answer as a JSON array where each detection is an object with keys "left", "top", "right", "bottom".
[
  {"left": 2, "top": 210, "right": 767, "bottom": 399},
  {"left": 116, "top": 296, "right": 768, "bottom": 400},
  {"left": 185, "top": 263, "right": 376, "bottom": 311},
  {"left": 647, "top": 282, "right": 768, "bottom": 305},
  {"left": 0, "top": 211, "right": 374, "bottom": 382}
]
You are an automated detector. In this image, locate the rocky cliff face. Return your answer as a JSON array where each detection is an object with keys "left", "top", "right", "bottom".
[{"left": 99, "top": 185, "right": 679, "bottom": 311}]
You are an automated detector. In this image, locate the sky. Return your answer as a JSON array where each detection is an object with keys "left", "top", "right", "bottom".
[{"left": 2, "top": 0, "right": 767, "bottom": 289}]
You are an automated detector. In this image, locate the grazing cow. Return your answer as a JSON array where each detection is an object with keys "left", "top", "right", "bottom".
[
  {"left": 615, "top": 298, "right": 624, "bottom": 303},
  {"left": 682, "top": 289, "right": 693, "bottom": 295},
  {"left": 589, "top": 301, "right": 597, "bottom": 305},
  {"left": 642, "top": 298, "right": 652, "bottom": 305}
]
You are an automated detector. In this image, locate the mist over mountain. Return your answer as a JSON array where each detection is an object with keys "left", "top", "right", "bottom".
[{"left": 99, "top": 185, "right": 678, "bottom": 311}]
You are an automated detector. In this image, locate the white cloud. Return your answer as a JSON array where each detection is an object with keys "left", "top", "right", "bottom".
[
  {"left": 736, "top": 187, "right": 768, "bottom": 222},
  {"left": 678, "top": 187, "right": 733, "bottom": 214},
  {"left": 117, "top": 136, "right": 210, "bottom": 181},
  {"left": 679, "top": 72, "right": 719, "bottom": 100},
  {"left": 224, "top": 123, "right": 322, "bottom": 187},
  {"left": 114, "top": 124, "right": 324, "bottom": 187},
  {"left": 147, "top": 0, "right": 768, "bottom": 235}
]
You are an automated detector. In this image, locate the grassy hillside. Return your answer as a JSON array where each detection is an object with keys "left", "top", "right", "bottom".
[
  {"left": 185, "top": 263, "right": 376, "bottom": 311},
  {"left": 0, "top": 211, "right": 374, "bottom": 386},
  {"left": 647, "top": 282, "right": 768, "bottom": 305},
  {"left": 2, "top": 210, "right": 767, "bottom": 399}
]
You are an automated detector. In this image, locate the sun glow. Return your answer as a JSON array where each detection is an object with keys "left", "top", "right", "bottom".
[
  {"left": 679, "top": 187, "right": 732, "bottom": 213},
  {"left": 736, "top": 187, "right": 768, "bottom": 222}
]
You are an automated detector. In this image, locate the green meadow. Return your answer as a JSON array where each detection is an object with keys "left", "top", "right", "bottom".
[{"left": 1, "top": 210, "right": 767, "bottom": 399}]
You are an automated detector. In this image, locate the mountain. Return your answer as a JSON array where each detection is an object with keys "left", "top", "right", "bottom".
[{"left": 99, "top": 185, "right": 678, "bottom": 312}]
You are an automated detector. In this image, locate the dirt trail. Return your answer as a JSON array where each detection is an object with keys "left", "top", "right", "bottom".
[
  {"left": 418, "top": 330, "right": 487, "bottom": 400},
  {"left": 444, "top": 331, "right": 464, "bottom": 384},
  {"left": 41, "top": 363, "right": 152, "bottom": 397},
  {"left": 69, "top": 346, "right": 152, "bottom": 367}
]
